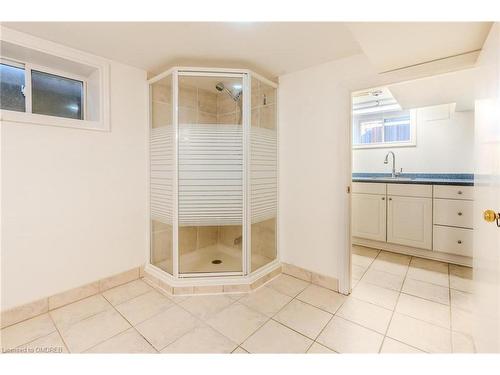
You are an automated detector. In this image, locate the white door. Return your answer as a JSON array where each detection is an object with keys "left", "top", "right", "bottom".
[
  {"left": 351, "top": 193, "right": 386, "bottom": 241},
  {"left": 387, "top": 195, "right": 433, "bottom": 250},
  {"left": 474, "top": 23, "right": 500, "bottom": 353}
]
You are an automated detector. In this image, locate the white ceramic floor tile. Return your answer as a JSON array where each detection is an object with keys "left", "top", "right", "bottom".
[
  {"left": 274, "top": 299, "right": 332, "bottom": 339},
  {"left": 452, "top": 331, "right": 475, "bottom": 353},
  {"left": 296, "top": 284, "right": 347, "bottom": 314},
  {"left": 115, "top": 290, "right": 173, "bottom": 326},
  {"left": 205, "top": 302, "right": 268, "bottom": 344},
  {"left": 352, "top": 254, "right": 374, "bottom": 269},
  {"left": 396, "top": 293, "right": 451, "bottom": 329},
  {"left": 180, "top": 294, "right": 235, "bottom": 321},
  {"left": 370, "top": 251, "right": 410, "bottom": 276},
  {"left": 450, "top": 289, "right": 473, "bottom": 312},
  {"left": 352, "top": 264, "right": 367, "bottom": 281},
  {"left": 449, "top": 265, "right": 473, "bottom": 293},
  {"left": 317, "top": 316, "right": 384, "bottom": 353},
  {"left": 451, "top": 307, "right": 473, "bottom": 336},
  {"left": 336, "top": 297, "right": 393, "bottom": 334},
  {"left": 0, "top": 314, "right": 56, "bottom": 350},
  {"left": 162, "top": 325, "right": 237, "bottom": 353},
  {"left": 387, "top": 313, "right": 451, "bottom": 353},
  {"left": 50, "top": 294, "right": 112, "bottom": 331},
  {"left": 351, "top": 281, "right": 399, "bottom": 310},
  {"left": 361, "top": 268, "right": 405, "bottom": 291},
  {"left": 406, "top": 267, "right": 449, "bottom": 288},
  {"left": 241, "top": 320, "right": 312, "bottom": 353},
  {"left": 352, "top": 245, "right": 380, "bottom": 258},
  {"left": 266, "top": 274, "right": 309, "bottom": 297},
  {"left": 15, "top": 331, "right": 68, "bottom": 354},
  {"left": 86, "top": 328, "right": 156, "bottom": 353},
  {"left": 135, "top": 305, "right": 200, "bottom": 351},
  {"left": 239, "top": 286, "right": 292, "bottom": 317},
  {"left": 102, "top": 279, "right": 152, "bottom": 306},
  {"left": 410, "top": 257, "right": 449, "bottom": 273},
  {"left": 60, "top": 308, "right": 131, "bottom": 353},
  {"left": 307, "top": 342, "right": 336, "bottom": 353},
  {"left": 380, "top": 337, "right": 423, "bottom": 353},
  {"left": 402, "top": 278, "right": 450, "bottom": 305}
]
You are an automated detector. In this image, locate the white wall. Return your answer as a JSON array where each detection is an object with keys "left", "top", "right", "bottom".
[
  {"left": 352, "top": 104, "right": 474, "bottom": 174},
  {"left": 278, "top": 60, "right": 351, "bottom": 280},
  {"left": 1, "top": 60, "right": 148, "bottom": 309}
]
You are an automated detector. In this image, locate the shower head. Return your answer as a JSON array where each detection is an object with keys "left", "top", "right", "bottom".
[{"left": 215, "top": 82, "right": 242, "bottom": 102}]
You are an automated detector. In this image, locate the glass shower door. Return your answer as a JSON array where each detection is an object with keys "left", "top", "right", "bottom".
[{"left": 177, "top": 73, "right": 244, "bottom": 274}]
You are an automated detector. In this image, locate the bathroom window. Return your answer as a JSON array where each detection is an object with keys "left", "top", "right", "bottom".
[
  {"left": 353, "top": 109, "right": 416, "bottom": 148},
  {"left": 0, "top": 59, "right": 85, "bottom": 120},
  {"left": 0, "top": 61, "right": 26, "bottom": 112}
]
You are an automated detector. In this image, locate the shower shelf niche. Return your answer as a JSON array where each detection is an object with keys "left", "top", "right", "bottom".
[{"left": 146, "top": 67, "right": 279, "bottom": 292}]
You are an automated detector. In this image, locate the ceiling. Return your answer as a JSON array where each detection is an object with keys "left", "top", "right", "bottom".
[
  {"left": 1, "top": 22, "right": 362, "bottom": 79},
  {"left": 347, "top": 22, "right": 492, "bottom": 73},
  {"left": 1, "top": 22, "right": 493, "bottom": 80}
]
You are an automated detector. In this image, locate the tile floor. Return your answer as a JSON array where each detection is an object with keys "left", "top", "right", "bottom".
[{"left": 0, "top": 246, "right": 475, "bottom": 354}]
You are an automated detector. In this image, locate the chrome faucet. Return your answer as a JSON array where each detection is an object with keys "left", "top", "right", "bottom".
[{"left": 384, "top": 151, "right": 401, "bottom": 178}]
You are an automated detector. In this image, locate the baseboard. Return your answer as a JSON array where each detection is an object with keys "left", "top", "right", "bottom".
[
  {"left": 0, "top": 265, "right": 144, "bottom": 329},
  {"left": 281, "top": 263, "right": 339, "bottom": 292}
]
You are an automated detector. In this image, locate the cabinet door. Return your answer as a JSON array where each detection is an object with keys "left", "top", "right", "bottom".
[
  {"left": 352, "top": 193, "right": 386, "bottom": 241},
  {"left": 387, "top": 195, "right": 432, "bottom": 249}
]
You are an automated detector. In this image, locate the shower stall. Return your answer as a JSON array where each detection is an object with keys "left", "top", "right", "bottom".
[{"left": 148, "top": 67, "right": 278, "bottom": 284}]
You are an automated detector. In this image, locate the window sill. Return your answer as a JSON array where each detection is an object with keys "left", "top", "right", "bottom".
[
  {"left": 0, "top": 110, "right": 109, "bottom": 132},
  {"left": 353, "top": 142, "right": 416, "bottom": 150}
]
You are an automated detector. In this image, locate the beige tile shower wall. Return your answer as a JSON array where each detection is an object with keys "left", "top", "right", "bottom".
[
  {"left": 218, "top": 226, "right": 243, "bottom": 250},
  {"left": 178, "top": 83, "right": 218, "bottom": 124},
  {"left": 251, "top": 79, "right": 277, "bottom": 130},
  {"left": 178, "top": 226, "right": 220, "bottom": 255},
  {"left": 151, "top": 80, "right": 172, "bottom": 129},
  {"left": 151, "top": 220, "right": 173, "bottom": 264},
  {"left": 251, "top": 218, "right": 277, "bottom": 260},
  {"left": 217, "top": 91, "right": 241, "bottom": 124}
]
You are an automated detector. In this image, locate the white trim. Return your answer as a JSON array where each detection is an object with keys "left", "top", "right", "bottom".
[
  {"left": 243, "top": 72, "right": 251, "bottom": 275},
  {"left": 172, "top": 70, "right": 179, "bottom": 278},
  {"left": 145, "top": 259, "right": 281, "bottom": 288}
]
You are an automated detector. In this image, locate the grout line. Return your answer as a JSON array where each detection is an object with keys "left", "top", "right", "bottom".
[{"left": 47, "top": 313, "right": 71, "bottom": 354}]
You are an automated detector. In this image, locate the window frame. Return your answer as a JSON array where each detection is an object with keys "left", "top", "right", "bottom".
[
  {"left": 1, "top": 57, "right": 87, "bottom": 121},
  {"left": 352, "top": 109, "right": 417, "bottom": 149}
]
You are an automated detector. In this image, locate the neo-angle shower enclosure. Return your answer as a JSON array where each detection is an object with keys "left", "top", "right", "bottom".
[{"left": 148, "top": 67, "right": 278, "bottom": 280}]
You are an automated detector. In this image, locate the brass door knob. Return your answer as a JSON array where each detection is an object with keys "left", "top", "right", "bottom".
[{"left": 483, "top": 209, "right": 499, "bottom": 222}]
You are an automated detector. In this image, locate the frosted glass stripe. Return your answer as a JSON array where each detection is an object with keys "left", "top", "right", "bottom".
[
  {"left": 150, "top": 126, "right": 174, "bottom": 224},
  {"left": 251, "top": 127, "right": 277, "bottom": 224},
  {"left": 178, "top": 124, "right": 243, "bottom": 226}
]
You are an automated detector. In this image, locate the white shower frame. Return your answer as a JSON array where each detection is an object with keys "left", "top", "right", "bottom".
[{"left": 146, "top": 67, "right": 280, "bottom": 286}]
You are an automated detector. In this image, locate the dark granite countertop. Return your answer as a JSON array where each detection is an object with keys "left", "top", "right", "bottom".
[{"left": 352, "top": 173, "right": 474, "bottom": 186}]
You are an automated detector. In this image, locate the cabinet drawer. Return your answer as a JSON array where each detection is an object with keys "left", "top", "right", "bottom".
[
  {"left": 433, "top": 185, "right": 473, "bottom": 200},
  {"left": 352, "top": 182, "right": 386, "bottom": 195},
  {"left": 433, "top": 225, "right": 473, "bottom": 257},
  {"left": 387, "top": 183, "right": 432, "bottom": 198},
  {"left": 433, "top": 199, "right": 473, "bottom": 229}
]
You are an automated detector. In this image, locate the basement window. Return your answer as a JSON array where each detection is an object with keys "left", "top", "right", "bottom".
[
  {"left": 0, "top": 59, "right": 85, "bottom": 121},
  {"left": 352, "top": 109, "right": 417, "bottom": 149},
  {"left": 0, "top": 30, "right": 110, "bottom": 131}
]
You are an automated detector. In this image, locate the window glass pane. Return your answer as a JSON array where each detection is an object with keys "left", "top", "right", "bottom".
[
  {"left": 359, "top": 120, "right": 383, "bottom": 144},
  {"left": 32, "top": 70, "right": 83, "bottom": 120},
  {"left": 0, "top": 63, "right": 26, "bottom": 112},
  {"left": 384, "top": 115, "right": 411, "bottom": 142}
]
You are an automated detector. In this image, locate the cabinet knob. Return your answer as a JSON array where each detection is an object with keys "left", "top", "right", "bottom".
[
  {"left": 458, "top": 191, "right": 463, "bottom": 195},
  {"left": 457, "top": 240, "right": 462, "bottom": 244},
  {"left": 381, "top": 197, "right": 385, "bottom": 200},
  {"left": 458, "top": 212, "right": 463, "bottom": 216},
  {"left": 388, "top": 197, "right": 392, "bottom": 201}
]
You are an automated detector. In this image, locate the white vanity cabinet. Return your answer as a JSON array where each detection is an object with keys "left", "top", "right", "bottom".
[
  {"left": 432, "top": 185, "right": 474, "bottom": 257},
  {"left": 386, "top": 184, "right": 433, "bottom": 250},
  {"left": 352, "top": 181, "right": 473, "bottom": 263},
  {"left": 351, "top": 183, "right": 387, "bottom": 241}
]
